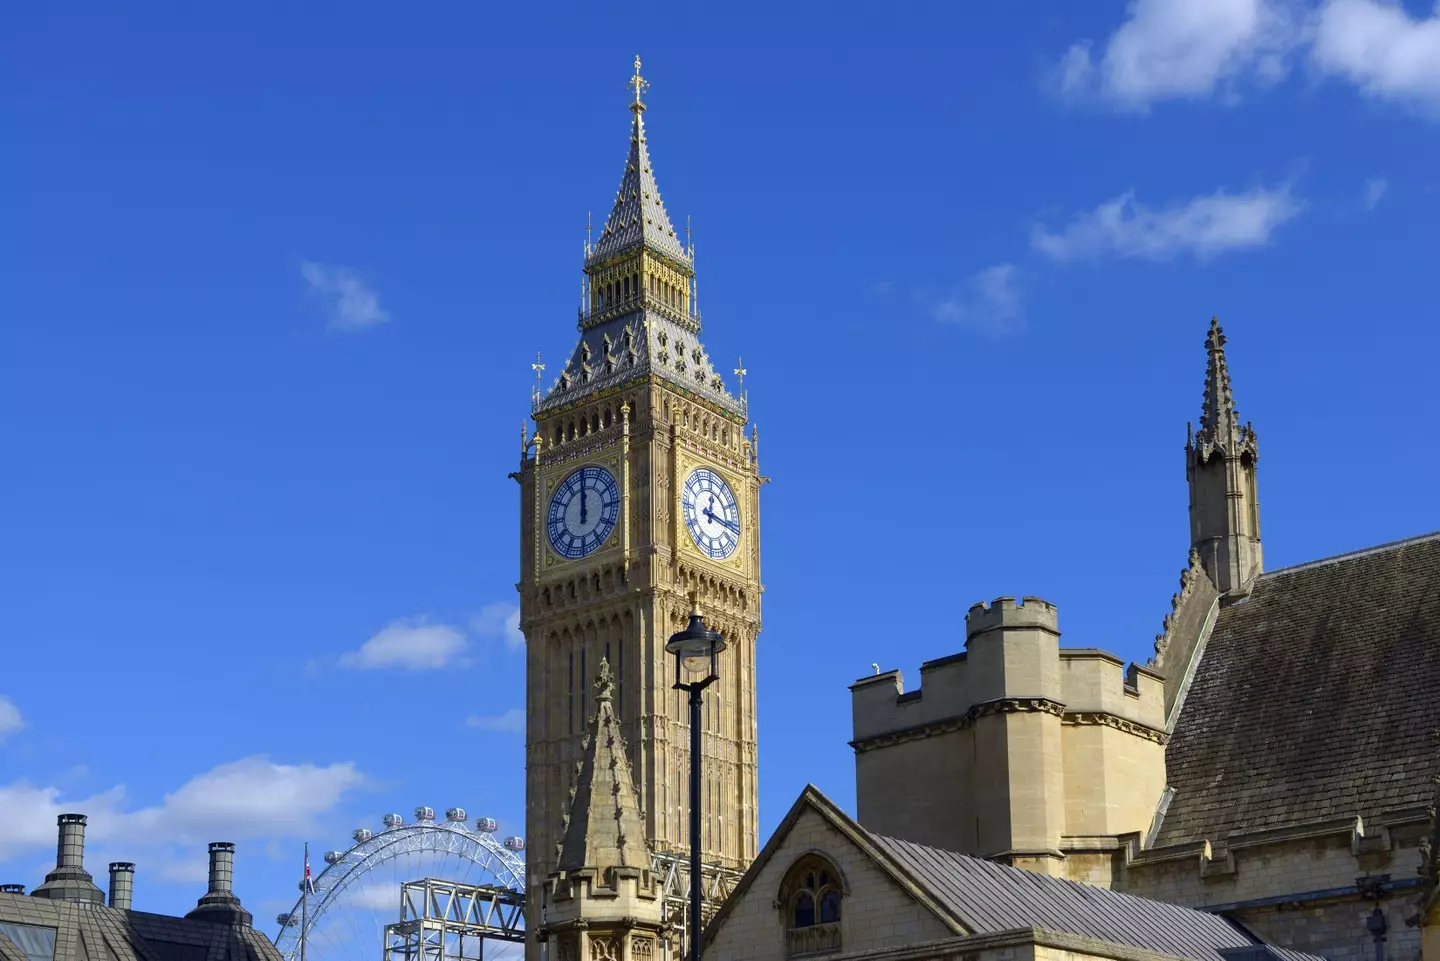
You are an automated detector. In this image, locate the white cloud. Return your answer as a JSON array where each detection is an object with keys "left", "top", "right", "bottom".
[
  {"left": 1361, "top": 176, "right": 1390, "bottom": 209},
  {"left": 1312, "top": 0, "right": 1440, "bottom": 111},
  {"left": 1054, "top": 0, "right": 1303, "bottom": 109},
  {"left": 465, "top": 709, "right": 525, "bottom": 734},
  {"left": 0, "top": 757, "right": 364, "bottom": 860},
  {"left": 300, "top": 261, "right": 391, "bottom": 331},
  {"left": 931, "top": 264, "right": 1024, "bottom": 336},
  {"left": 1032, "top": 183, "right": 1302, "bottom": 262},
  {"left": 469, "top": 603, "right": 524, "bottom": 652},
  {"left": 0, "top": 697, "right": 23, "bottom": 741},
  {"left": 339, "top": 619, "right": 468, "bottom": 671}
]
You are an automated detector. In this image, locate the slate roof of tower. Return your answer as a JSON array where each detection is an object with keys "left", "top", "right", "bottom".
[
  {"left": 0, "top": 893, "right": 282, "bottom": 961},
  {"left": 586, "top": 109, "right": 688, "bottom": 267},
  {"left": 555, "top": 658, "right": 651, "bottom": 873},
  {"left": 1156, "top": 531, "right": 1440, "bottom": 847}
]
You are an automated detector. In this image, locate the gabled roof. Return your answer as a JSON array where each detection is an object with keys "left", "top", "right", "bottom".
[
  {"left": 556, "top": 658, "right": 651, "bottom": 872},
  {"left": 1157, "top": 531, "right": 1440, "bottom": 847},
  {"left": 706, "top": 785, "right": 1323, "bottom": 961}
]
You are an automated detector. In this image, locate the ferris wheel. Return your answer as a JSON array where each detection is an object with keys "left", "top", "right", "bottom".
[{"left": 273, "top": 807, "right": 526, "bottom": 961}]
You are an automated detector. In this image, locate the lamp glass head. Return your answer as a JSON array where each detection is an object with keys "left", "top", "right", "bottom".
[{"left": 666, "top": 612, "right": 726, "bottom": 679}]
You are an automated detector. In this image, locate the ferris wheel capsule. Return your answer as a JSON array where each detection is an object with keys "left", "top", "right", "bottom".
[
  {"left": 353, "top": 828, "right": 373, "bottom": 843},
  {"left": 382, "top": 813, "right": 404, "bottom": 829},
  {"left": 323, "top": 851, "right": 343, "bottom": 865},
  {"left": 503, "top": 836, "right": 525, "bottom": 852},
  {"left": 476, "top": 817, "right": 498, "bottom": 834},
  {"left": 445, "top": 807, "right": 468, "bottom": 823},
  {"left": 276, "top": 913, "right": 294, "bottom": 927},
  {"left": 414, "top": 806, "right": 436, "bottom": 822}
]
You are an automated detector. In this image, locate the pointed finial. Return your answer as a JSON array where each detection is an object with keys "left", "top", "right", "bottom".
[
  {"left": 734, "top": 357, "right": 747, "bottom": 391},
  {"left": 595, "top": 657, "right": 615, "bottom": 702},
  {"left": 585, "top": 211, "right": 593, "bottom": 255},
  {"left": 1200, "top": 316, "right": 1239, "bottom": 439},
  {"left": 629, "top": 55, "right": 649, "bottom": 114}
]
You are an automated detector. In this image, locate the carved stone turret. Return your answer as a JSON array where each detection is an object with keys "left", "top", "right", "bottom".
[
  {"left": 540, "top": 659, "right": 665, "bottom": 961},
  {"left": 1187, "top": 317, "right": 1262, "bottom": 597}
]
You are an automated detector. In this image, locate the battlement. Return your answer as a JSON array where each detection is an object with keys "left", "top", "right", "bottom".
[{"left": 966, "top": 596, "right": 1059, "bottom": 639}]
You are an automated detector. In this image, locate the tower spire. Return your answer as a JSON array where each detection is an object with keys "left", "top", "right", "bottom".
[
  {"left": 1186, "top": 316, "right": 1262, "bottom": 596},
  {"left": 1199, "top": 317, "right": 1241, "bottom": 449},
  {"left": 556, "top": 658, "right": 650, "bottom": 872}
]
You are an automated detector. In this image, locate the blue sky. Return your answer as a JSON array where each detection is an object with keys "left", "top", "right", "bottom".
[{"left": 3, "top": 0, "right": 1439, "bottom": 935}]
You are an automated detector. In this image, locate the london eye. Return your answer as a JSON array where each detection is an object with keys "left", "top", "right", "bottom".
[{"left": 272, "top": 807, "right": 526, "bottom": 961}]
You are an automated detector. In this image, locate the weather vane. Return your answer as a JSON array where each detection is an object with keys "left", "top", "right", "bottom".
[
  {"left": 630, "top": 55, "right": 649, "bottom": 111},
  {"left": 531, "top": 351, "right": 545, "bottom": 403},
  {"left": 734, "top": 357, "right": 747, "bottom": 391}
]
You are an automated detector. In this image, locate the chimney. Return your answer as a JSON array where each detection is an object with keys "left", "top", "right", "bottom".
[
  {"left": 108, "top": 863, "right": 135, "bottom": 910},
  {"left": 0, "top": 885, "right": 24, "bottom": 895},
  {"left": 30, "top": 814, "right": 104, "bottom": 905},
  {"left": 184, "top": 842, "right": 252, "bottom": 927}
]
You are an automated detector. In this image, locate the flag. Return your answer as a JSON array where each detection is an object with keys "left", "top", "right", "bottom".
[{"left": 303, "top": 843, "right": 315, "bottom": 896}]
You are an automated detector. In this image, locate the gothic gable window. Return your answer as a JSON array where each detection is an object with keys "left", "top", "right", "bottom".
[{"left": 779, "top": 854, "right": 843, "bottom": 957}]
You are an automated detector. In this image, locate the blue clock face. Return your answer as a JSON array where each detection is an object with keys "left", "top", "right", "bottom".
[
  {"left": 683, "top": 467, "right": 741, "bottom": 560},
  {"left": 547, "top": 466, "right": 620, "bottom": 560}
]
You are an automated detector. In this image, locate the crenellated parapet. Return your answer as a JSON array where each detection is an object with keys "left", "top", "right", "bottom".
[{"left": 850, "top": 594, "right": 1169, "bottom": 869}]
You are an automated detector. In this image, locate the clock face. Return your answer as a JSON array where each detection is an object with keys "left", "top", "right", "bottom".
[
  {"left": 682, "top": 467, "right": 741, "bottom": 560},
  {"left": 547, "top": 466, "right": 620, "bottom": 560}
]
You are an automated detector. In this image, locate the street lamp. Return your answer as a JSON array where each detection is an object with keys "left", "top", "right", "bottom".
[{"left": 666, "top": 599, "right": 726, "bottom": 961}]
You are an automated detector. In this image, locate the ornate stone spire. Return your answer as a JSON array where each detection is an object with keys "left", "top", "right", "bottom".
[
  {"left": 1185, "top": 316, "right": 1263, "bottom": 596},
  {"left": 556, "top": 658, "right": 651, "bottom": 872},
  {"left": 536, "top": 57, "right": 745, "bottom": 419},
  {"left": 1192, "top": 317, "right": 1255, "bottom": 457}
]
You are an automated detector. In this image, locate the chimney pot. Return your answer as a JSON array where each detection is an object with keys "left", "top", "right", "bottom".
[
  {"left": 185, "top": 842, "right": 250, "bottom": 926},
  {"left": 31, "top": 813, "right": 104, "bottom": 904},
  {"left": 57, "top": 813, "right": 87, "bottom": 868},
  {"left": 207, "top": 842, "right": 235, "bottom": 894},
  {"left": 108, "top": 863, "right": 135, "bottom": 911}
]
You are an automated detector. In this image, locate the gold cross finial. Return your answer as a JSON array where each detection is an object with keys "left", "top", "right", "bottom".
[
  {"left": 531, "top": 351, "right": 545, "bottom": 383},
  {"left": 630, "top": 55, "right": 649, "bottom": 112},
  {"left": 734, "top": 357, "right": 747, "bottom": 390}
]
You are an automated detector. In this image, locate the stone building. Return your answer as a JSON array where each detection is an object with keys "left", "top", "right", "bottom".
[
  {"left": 0, "top": 815, "right": 281, "bottom": 961},
  {"left": 514, "top": 57, "right": 761, "bottom": 954},
  {"left": 847, "top": 320, "right": 1440, "bottom": 960}
]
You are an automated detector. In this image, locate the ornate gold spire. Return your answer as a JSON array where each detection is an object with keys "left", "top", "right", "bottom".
[{"left": 629, "top": 54, "right": 649, "bottom": 114}]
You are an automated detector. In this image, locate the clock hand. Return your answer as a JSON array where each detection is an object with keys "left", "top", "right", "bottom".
[
  {"left": 579, "top": 487, "right": 588, "bottom": 525},
  {"left": 704, "top": 508, "right": 740, "bottom": 534}
]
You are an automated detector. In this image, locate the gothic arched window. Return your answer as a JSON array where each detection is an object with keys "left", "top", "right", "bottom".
[{"left": 779, "top": 854, "right": 843, "bottom": 957}]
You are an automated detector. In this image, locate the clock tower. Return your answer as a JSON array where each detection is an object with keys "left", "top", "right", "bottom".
[{"left": 514, "top": 57, "right": 763, "bottom": 931}]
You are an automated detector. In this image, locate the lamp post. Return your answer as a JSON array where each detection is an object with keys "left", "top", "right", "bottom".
[{"left": 666, "top": 601, "right": 726, "bottom": 961}]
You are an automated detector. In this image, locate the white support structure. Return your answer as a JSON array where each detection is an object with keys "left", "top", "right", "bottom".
[{"left": 383, "top": 878, "right": 526, "bottom": 961}]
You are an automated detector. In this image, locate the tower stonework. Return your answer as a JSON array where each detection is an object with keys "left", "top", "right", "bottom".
[
  {"left": 1186, "top": 317, "right": 1262, "bottom": 596},
  {"left": 514, "top": 58, "right": 762, "bottom": 947}
]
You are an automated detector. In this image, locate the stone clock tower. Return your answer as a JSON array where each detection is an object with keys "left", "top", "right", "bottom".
[{"left": 513, "top": 57, "right": 763, "bottom": 928}]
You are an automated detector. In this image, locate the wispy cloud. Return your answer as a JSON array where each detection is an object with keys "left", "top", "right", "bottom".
[
  {"left": 1032, "top": 184, "right": 1303, "bottom": 262},
  {"left": 0, "top": 697, "right": 22, "bottom": 741},
  {"left": 1052, "top": 0, "right": 1302, "bottom": 110},
  {"left": 469, "top": 603, "right": 524, "bottom": 652},
  {"left": 300, "top": 261, "right": 391, "bottom": 331},
  {"left": 339, "top": 618, "right": 468, "bottom": 671},
  {"left": 1312, "top": 0, "right": 1440, "bottom": 113},
  {"left": 465, "top": 709, "right": 525, "bottom": 734},
  {"left": 1361, "top": 176, "right": 1389, "bottom": 210},
  {"left": 930, "top": 264, "right": 1024, "bottom": 336},
  {"left": 0, "top": 756, "right": 364, "bottom": 860}
]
